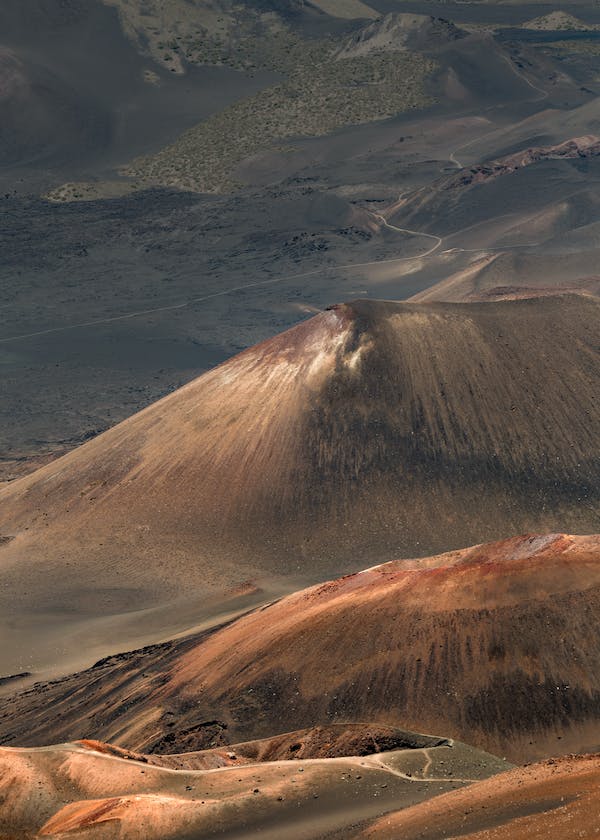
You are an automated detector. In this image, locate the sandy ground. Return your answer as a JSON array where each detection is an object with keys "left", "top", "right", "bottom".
[{"left": 2, "top": 729, "right": 597, "bottom": 839}]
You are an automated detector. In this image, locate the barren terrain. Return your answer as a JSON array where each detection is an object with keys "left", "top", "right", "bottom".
[
  {"left": 4, "top": 1, "right": 600, "bottom": 472},
  {"left": 2, "top": 533, "right": 600, "bottom": 765},
  {"left": 2, "top": 2, "right": 600, "bottom": 836},
  {"left": 1, "top": 297, "right": 598, "bottom": 679},
  {"left": 360, "top": 752, "right": 600, "bottom": 839},
  {"left": 0, "top": 728, "right": 510, "bottom": 839}
]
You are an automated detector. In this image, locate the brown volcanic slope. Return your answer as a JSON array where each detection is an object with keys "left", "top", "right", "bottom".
[
  {"left": 0, "top": 295, "right": 599, "bottom": 676},
  {"left": 2, "top": 534, "right": 600, "bottom": 764},
  {"left": 0, "top": 729, "right": 510, "bottom": 840},
  {"left": 360, "top": 753, "right": 600, "bottom": 840}
]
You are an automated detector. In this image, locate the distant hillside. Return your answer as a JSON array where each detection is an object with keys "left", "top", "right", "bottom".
[
  {"left": 337, "top": 12, "right": 464, "bottom": 58},
  {"left": 389, "top": 137, "right": 600, "bottom": 245},
  {"left": 0, "top": 47, "right": 107, "bottom": 167},
  {"left": 523, "top": 11, "right": 597, "bottom": 31},
  {"left": 102, "top": 0, "right": 379, "bottom": 74},
  {"left": 121, "top": 15, "right": 437, "bottom": 192},
  {"left": 410, "top": 253, "right": 600, "bottom": 302}
]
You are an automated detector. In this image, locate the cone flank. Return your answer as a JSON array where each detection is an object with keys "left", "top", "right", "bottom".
[
  {"left": 0, "top": 296, "right": 599, "bottom": 677},
  {"left": 3, "top": 533, "right": 600, "bottom": 764}
]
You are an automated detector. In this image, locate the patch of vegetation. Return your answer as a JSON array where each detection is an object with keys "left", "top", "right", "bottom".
[
  {"left": 123, "top": 48, "right": 435, "bottom": 193},
  {"left": 186, "top": 30, "right": 329, "bottom": 73},
  {"left": 103, "top": 0, "right": 375, "bottom": 74},
  {"left": 522, "top": 11, "right": 598, "bottom": 32},
  {"left": 45, "top": 181, "right": 142, "bottom": 203}
]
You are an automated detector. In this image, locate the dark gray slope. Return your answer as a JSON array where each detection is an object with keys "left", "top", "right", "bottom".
[{"left": 0, "top": 0, "right": 276, "bottom": 189}]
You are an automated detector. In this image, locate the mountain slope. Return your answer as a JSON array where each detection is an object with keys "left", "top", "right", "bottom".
[
  {"left": 0, "top": 296, "right": 599, "bottom": 676},
  {"left": 337, "top": 13, "right": 464, "bottom": 58},
  {"left": 0, "top": 45, "right": 108, "bottom": 168},
  {"left": 361, "top": 752, "right": 600, "bottom": 840},
  {"left": 410, "top": 253, "right": 600, "bottom": 302},
  {"left": 2, "top": 533, "right": 600, "bottom": 763}
]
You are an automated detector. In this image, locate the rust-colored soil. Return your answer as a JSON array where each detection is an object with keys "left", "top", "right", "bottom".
[
  {"left": 2, "top": 533, "right": 600, "bottom": 763},
  {"left": 0, "top": 728, "right": 509, "bottom": 839},
  {"left": 361, "top": 753, "right": 600, "bottom": 839}
]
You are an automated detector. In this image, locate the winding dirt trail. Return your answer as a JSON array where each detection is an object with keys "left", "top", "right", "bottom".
[
  {"left": 360, "top": 751, "right": 477, "bottom": 785},
  {"left": 421, "top": 748, "right": 433, "bottom": 777},
  {"left": 369, "top": 212, "right": 443, "bottom": 258},
  {"left": 0, "top": 216, "right": 444, "bottom": 345}
]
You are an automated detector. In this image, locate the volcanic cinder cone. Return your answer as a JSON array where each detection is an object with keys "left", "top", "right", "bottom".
[
  {"left": 0, "top": 295, "right": 599, "bottom": 675},
  {"left": 2, "top": 533, "right": 600, "bottom": 763}
]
